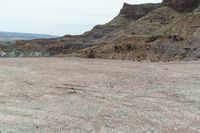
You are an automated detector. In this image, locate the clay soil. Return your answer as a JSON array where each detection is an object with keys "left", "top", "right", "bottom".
[{"left": 0, "top": 57, "right": 200, "bottom": 133}]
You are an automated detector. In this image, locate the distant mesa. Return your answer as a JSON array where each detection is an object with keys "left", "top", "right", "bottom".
[{"left": 0, "top": 31, "right": 57, "bottom": 41}]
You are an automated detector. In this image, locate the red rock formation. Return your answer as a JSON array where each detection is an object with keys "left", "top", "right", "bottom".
[
  {"left": 162, "top": 0, "right": 200, "bottom": 11},
  {"left": 120, "top": 3, "right": 161, "bottom": 19}
]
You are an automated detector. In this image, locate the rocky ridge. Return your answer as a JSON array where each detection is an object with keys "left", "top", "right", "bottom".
[
  {"left": 162, "top": 0, "right": 200, "bottom": 11},
  {"left": 119, "top": 3, "right": 161, "bottom": 19},
  {"left": 1, "top": 0, "right": 200, "bottom": 61}
]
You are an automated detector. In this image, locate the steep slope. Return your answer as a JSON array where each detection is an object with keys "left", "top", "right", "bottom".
[
  {"left": 126, "top": 7, "right": 180, "bottom": 35},
  {"left": 1, "top": 0, "right": 200, "bottom": 61},
  {"left": 4, "top": 2, "right": 159, "bottom": 57},
  {"left": 119, "top": 3, "right": 161, "bottom": 19},
  {"left": 81, "top": 5, "right": 200, "bottom": 61},
  {"left": 162, "top": 0, "right": 200, "bottom": 11}
]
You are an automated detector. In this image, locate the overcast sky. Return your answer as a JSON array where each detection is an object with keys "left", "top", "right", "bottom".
[{"left": 0, "top": 0, "right": 161, "bottom": 36}]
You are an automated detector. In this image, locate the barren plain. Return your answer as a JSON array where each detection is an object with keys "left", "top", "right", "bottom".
[{"left": 0, "top": 58, "right": 200, "bottom": 133}]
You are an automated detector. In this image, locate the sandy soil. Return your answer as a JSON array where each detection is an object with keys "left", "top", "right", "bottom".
[{"left": 0, "top": 57, "right": 199, "bottom": 133}]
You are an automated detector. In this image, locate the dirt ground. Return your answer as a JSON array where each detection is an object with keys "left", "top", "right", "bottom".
[{"left": 0, "top": 57, "right": 199, "bottom": 133}]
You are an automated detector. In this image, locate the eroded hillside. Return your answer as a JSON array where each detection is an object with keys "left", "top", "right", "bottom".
[{"left": 1, "top": 0, "right": 200, "bottom": 61}]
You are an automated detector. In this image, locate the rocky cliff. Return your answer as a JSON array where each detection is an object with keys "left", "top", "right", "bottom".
[
  {"left": 162, "top": 0, "right": 200, "bottom": 11},
  {"left": 119, "top": 3, "right": 161, "bottom": 19},
  {"left": 1, "top": 1, "right": 200, "bottom": 61}
]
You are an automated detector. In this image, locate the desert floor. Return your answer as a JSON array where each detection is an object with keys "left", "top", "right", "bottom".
[{"left": 0, "top": 57, "right": 199, "bottom": 133}]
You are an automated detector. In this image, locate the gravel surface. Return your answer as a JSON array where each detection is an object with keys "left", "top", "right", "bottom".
[{"left": 0, "top": 57, "right": 200, "bottom": 133}]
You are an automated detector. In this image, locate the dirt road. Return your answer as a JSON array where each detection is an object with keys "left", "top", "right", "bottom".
[{"left": 0, "top": 58, "right": 199, "bottom": 133}]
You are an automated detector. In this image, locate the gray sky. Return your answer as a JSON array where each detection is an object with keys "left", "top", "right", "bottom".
[{"left": 0, "top": 0, "right": 161, "bottom": 36}]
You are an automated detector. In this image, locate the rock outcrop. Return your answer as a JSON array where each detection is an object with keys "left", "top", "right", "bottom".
[
  {"left": 119, "top": 3, "right": 161, "bottom": 19},
  {"left": 1, "top": 1, "right": 200, "bottom": 61},
  {"left": 162, "top": 0, "right": 200, "bottom": 11}
]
